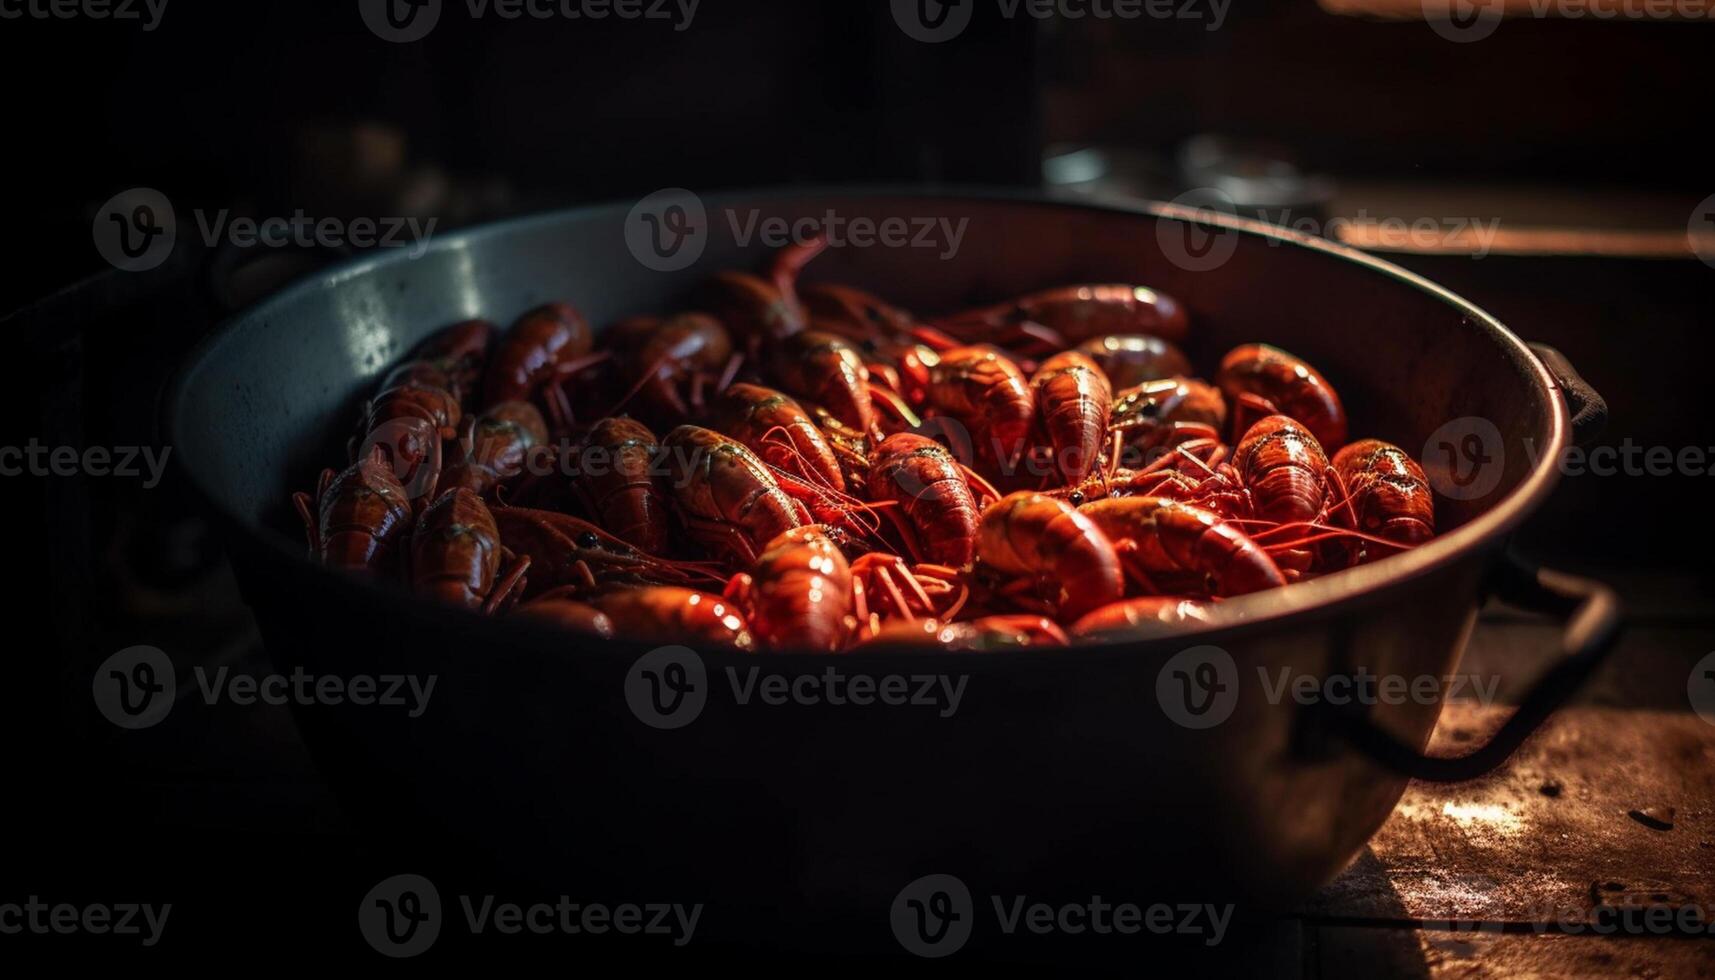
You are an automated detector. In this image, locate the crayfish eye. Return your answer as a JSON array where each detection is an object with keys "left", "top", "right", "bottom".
[
  {"left": 577, "top": 531, "right": 600, "bottom": 549},
  {"left": 1069, "top": 491, "right": 1085, "bottom": 505}
]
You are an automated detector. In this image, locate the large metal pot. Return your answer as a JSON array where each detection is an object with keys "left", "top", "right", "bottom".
[{"left": 167, "top": 192, "right": 1618, "bottom": 957}]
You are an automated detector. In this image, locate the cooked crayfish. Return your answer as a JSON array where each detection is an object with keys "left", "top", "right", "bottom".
[
  {"left": 484, "top": 302, "right": 604, "bottom": 427},
  {"left": 294, "top": 448, "right": 414, "bottom": 574},
  {"left": 1331, "top": 439, "right": 1435, "bottom": 560},
  {"left": 1217, "top": 343, "right": 1347, "bottom": 451},
  {"left": 855, "top": 615, "right": 1068, "bottom": 651},
  {"left": 662, "top": 425, "right": 805, "bottom": 566},
  {"left": 1069, "top": 597, "right": 1214, "bottom": 640},
  {"left": 1078, "top": 496, "right": 1285, "bottom": 597},
  {"left": 493, "top": 505, "right": 717, "bottom": 598},
  {"left": 411, "top": 319, "right": 494, "bottom": 407},
  {"left": 593, "top": 587, "right": 756, "bottom": 651},
  {"left": 568, "top": 416, "right": 672, "bottom": 555},
  {"left": 726, "top": 526, "right": 852, "bottom": 653},
  {"left": 866, "top": 432, "right": 994, "bottom": 568},
  {"left": 934, "top": 284, "right": 1190, "bottom": 353},
  {"left": 294, "top": 241, "right": 1444, "bottom": 648},
  {"left": 1075, "top": 334, "right": 1192, "bottom": 390},
  {"left": 926, "top": 346, "right": 1035, "bottom": 475},
  {"left": 438, "top": 400, "right": 547, "bottom": 497},
  {"left": 975, "top": 491, "right": 1124, "bottom": 622},
  {"left": 1031, "top": 349, "right": 1113, "bottom": 487},
  {"left": 409, "top": 488, "right": 531, "bottom": 613}
]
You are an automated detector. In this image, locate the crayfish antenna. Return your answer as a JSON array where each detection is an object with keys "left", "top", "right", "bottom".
[
  {"left": 716, "top": 352, "right": 744, "bottom": 393},
  {"left": 1229, "top": 391, "right": 1281, "bottom": 443},
  {"left": 292, "top": 487, "right": 321, "bottom": 555},
  {"left": 769, "top": 235, "right": 830, "bottom": 313},
  {"left": 867, "top": 383, "right": 923, "bottom": 430},
  {"left": 484, "top": 553, "right": 532, "bottom": 615}
]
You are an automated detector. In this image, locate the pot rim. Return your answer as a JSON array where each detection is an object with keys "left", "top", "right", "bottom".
[{"left": 166, "top": 186, "right": 1570, "bottom": 649}]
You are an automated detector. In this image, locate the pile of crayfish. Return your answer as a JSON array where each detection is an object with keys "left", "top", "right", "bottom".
[{"left": 293, "top": 237, "right": 1437, "bottom": 651}]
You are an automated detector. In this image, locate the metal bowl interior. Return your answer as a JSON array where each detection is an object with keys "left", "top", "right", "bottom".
[{"left": 169, "top": 190, "right": 1568, "bottom": 647}]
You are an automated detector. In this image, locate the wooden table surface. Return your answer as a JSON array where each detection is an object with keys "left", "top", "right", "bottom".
[{"left": 1299, "top": 589, "right": 1715, "bottom": 978}]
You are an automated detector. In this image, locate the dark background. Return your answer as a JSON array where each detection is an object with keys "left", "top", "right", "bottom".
[{"left": 3, "top": 0, "right": 1710, "bottom": 967}]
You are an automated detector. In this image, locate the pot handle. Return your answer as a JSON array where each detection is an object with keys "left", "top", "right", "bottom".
[
  {"left": 1528, "top": 342, "right": 1607, "bottom": 447},
  {"left": 1327, "top": 550, "right": 1621, "bottom": 783}
]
